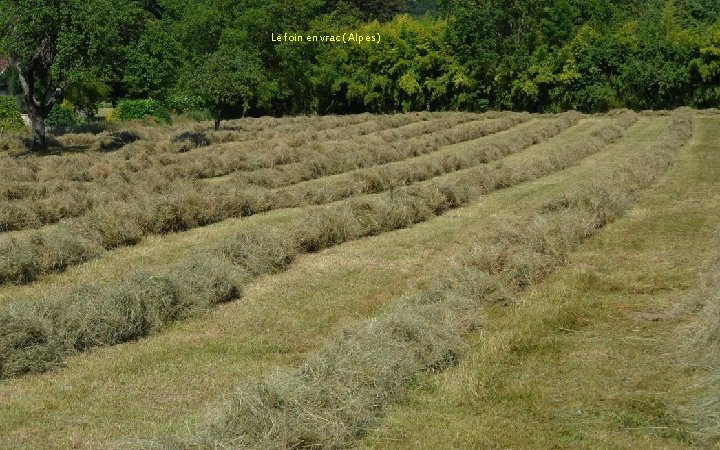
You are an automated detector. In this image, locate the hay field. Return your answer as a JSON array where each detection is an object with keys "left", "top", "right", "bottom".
[{"left": 0, "top": 109, "right": 717, "bottom": 449}]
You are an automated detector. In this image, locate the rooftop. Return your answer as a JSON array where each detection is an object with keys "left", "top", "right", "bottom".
[{"left": 0, "top": 57, "right": 9, "bottom": 76}]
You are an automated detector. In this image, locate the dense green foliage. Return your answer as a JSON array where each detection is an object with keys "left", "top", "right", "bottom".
[
  {"left": 0, "top": 0, "right": 143, "bottom": 147},
  {"left": 46, "top": 102, "right": 82, "bottom": 128},
  {"left": 444, "top": 0, "right": 720, "bottom": 112},
  {"left": 0, "top": 97, "right": 23, "bottom": 132},
  {"left": 115, "top": 99, "right": 171, "bottom": 124},
  {"left": 2, "top": 0, "right": 719, "bottom": 128},
  {"left": 310, "top": 15, "right": 471, "bottom": 113}
]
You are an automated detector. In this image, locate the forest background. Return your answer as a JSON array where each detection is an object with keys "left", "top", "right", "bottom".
[{"left": 1, "top": 0, "right": 719, "bottom": 141}]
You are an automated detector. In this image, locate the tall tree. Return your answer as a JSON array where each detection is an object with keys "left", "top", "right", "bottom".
[
  {"left": 187, "top": 30, "right": 265, "bottom": 130},
  {"left": 0, "top": 0, "right": 139, "bottom": 149}
]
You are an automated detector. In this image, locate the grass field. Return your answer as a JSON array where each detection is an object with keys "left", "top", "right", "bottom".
[{"left": 0, "top": 109, "right": 717, "bottom": 449}]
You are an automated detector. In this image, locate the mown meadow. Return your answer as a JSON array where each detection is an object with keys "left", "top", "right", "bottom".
[{"left": 1, "top": 109, "right": 718, "bottom": 449}]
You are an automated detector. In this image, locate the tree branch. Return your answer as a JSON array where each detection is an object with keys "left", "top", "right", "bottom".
[
  {"left": 42, "top": 81, "right": 66, "bottom": 110},
  {"left": 13, "top": 59, "right": 30, "bottom": 97},
  {"left": 13, "top": 58, "right": 42, "bottom": 110}
]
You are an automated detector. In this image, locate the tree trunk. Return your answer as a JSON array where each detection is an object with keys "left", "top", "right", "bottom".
[
  {"left": 27, "top": 105, "right": 47, "bottom": 151},
  {"left": 214, "top": 104, "right": 222, "bottom": 131},
  {"left": 14, "top": 59, "right": 52, "bottom": 151}
]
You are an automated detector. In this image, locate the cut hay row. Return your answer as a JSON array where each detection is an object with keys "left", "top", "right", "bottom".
[
  {"left": 0, "top": 113, "right": 475, "bottom": 222},
  {"left": 206, "top": 111, "right": 415, "bottom": 144},
  {"left": 0, "top": 111, "right": 644, "bottom": 377},
  {"left": 0, "top": 114, "right": 524, "bottom": 233},
  {"left": 0, "top": 113, "right": 575, "bottom": 285},
  {"left": 271, "top": 114, "right": 584, "bottom": 207},
  {"left": 0, "top": 112, "right": 421, "bottom": 186},
  {"left": 287, "top": 111, "right": 637, "bottom": 254},
  {"left": 107, "top": 112, "right": 480, "bottom": 181},
  {"left": 191, "top": 109, "right": 693, "bottom": 449},
  {"left": 679, "top": 256, "right": 720, "bottom": 443},
  {"left": 113, "top": 112, "right": 457, "bottom": 179},
  {"left": 238, "top": 113, "right": 534, "bottom": 189},
  {"left": 132, "top": 112, "right": 483, "bottom": 181}
]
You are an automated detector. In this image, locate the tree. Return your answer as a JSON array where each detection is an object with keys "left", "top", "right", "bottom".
[
  {"left": 123, "top": 19, "right": 185, "bottom": 100},
  {"left": 0, "top": 0, "right": 139, "bottom": 149},
  {"left": 188, "top": 31, "right": 265, "bottom": 130},
  {"left": 310, "top": 15, "right": 472, "bottom": 114}
]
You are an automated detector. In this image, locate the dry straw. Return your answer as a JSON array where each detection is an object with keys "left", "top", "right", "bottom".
[
  {"left": 0, "top": 109, "right": 669, "bottom": 380},
  {"left": 193, "top": 109, "right": 691, "bottom": 449},
  {"left": 0, "top": 114, "right": 529, "bottom": 285}
]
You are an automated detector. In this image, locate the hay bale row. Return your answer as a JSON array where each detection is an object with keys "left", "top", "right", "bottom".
[
  {"left": 0, "top": 114, "right": 481, "bottom": 229},
  {"left": 0, "top": 113, "right": 620, "bottom": 286},
  {"left": 0, "top": 112, "right": 653, "bottom": 377},
  {"left": 241, "top": 114, "right": 534, "bottom": 189},
  {"left": 198, "top": 109, "right": 691, "bottom": 449}
]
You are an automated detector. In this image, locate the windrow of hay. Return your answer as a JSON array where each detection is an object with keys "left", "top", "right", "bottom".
[
  {"left": 0, "top": 236, "right": 292, "bottom": 379},
  {"left": 238, "top": 114, "right": 533, "bottom": 189},
  {"left": 2, "top": 112, "right": 385, "bottom": 156},
  {"left": 0, "top": 113, "right": 586, "bottom": 286},
  {"left": 145, "top": 113, "right": 483, "bottom": 181},
  {"left": 0, "top": 112, "right": 647, "bottom": 375},
  {"left": 191, "top": 109, "right": 692, "bottom": 449},
  {"left": 0, "top": 112, "right": 432, "bottom": 187},
  {"left": 272, "top": 112, "right": 583, "bottom": 206},
  {"left": 284, "top": 113, "right": 636, "bottom": 253},
  {"left": 0, "top": 114, "right": 485, "bottom": 231},
  {"left": 0, "top": 114, "right": 408, "bottom": 195},
  {"left": 119, "top": 113, "right": 454, "bottom": 179},
  {"left": 678, "top": 255, "right": 720, "bottom": 444}
]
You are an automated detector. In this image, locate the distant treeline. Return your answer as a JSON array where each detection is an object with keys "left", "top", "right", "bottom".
[{"left": 3, "top": 0, "right": 720, "bottom": 121}]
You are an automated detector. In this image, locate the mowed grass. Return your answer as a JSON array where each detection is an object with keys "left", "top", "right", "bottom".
[
  {"left": 0, "top": 115, "right": 681, "bottom": 448},
  {"left": 0, "top": 115, "right": 579, "bottom": 304},
  {"left": 357, "top": 116, "right": 720, "bottom": 449}
]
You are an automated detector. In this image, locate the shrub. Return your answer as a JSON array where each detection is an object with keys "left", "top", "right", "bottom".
[
  {"left": 166, "top": 93, "right": 205, "bottom": 113},
  {"left": 105, "top": 108, "right": 119, "bottom": 123},
  {"left": 116, "top": 99, "right": 171, "bottom": 124},
  {"left": 46, "top": 101, "right": 82, "bottom": 128},
  {"left": 0, "top": 96, "right": 24, "bottom": 132}
]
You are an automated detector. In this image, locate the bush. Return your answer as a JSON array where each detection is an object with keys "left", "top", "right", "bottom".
[
  {"left": 116, "top": 99, "right": 171, "bottom": 124},
  {"left": 166, "top": 94, "right": 205, "bottom": 113},
  {"left": 0, "top": 96, "right": 24, "bottom": 132},
  {"left": 45, "top": 101, "right": 82, "bottom": 128}
]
